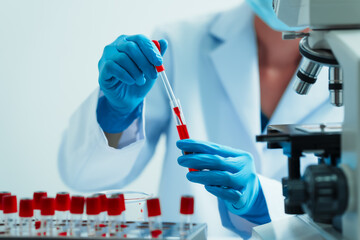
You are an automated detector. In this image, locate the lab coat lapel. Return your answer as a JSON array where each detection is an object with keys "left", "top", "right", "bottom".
[{"left": 209, "top": 3, "right": 261, "bottom": 139}]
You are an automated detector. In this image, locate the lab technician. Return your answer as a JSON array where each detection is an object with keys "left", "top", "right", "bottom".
[{"left": 58, "top": 0, "right": 343, "bottom": 238}]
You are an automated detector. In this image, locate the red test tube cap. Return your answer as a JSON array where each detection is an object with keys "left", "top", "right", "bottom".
[
  {"left": 107, "top": 196, "right": 122, "bottom": 216},
  {"left": 94, "top": 193, "right": 107, "bottom": 213},
  {"left": 180, "top": 196, "right": 194, "bottom": 215},
  {"left": 19, "top": 199, "right": 34, "bottom": 218},
  {"left": 3, "top": 195, "right": 17, "bottom": 214},
  {"left": 70, "top": 195, "right": 85, "bottom": 214},
  {"left": 33, "top": 191, "right": 47, "bottom": 210},
  {"left": 152, "top": 40, "right": 165, "bottom": 72},
  {"left": 56, "top": 192, "right": 70, "bottom": 211},
  {"left": 41, "top": 197, "right": 55, "bottom": 216},
  {"left": 147, "top": 198, "right": 161, "bottom": 218},
  {"left": 86, "top": 196, "right": 100, "bottom": 215},
  {"left": 0, "top": 192, "right": 11, "bottom": 210}
]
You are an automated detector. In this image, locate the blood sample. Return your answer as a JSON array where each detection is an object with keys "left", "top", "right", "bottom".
[
  {"left": 86, "top": 196, "right": 100, "bottom": 237},
  {"left": 41, "top": 197, "right": 56, "bottom": 236},
  {"left": 69, "top": 195, "right": 85, "bottom": 237},
  {"left": 3, "top": 195, "right": 17, "bottom": 236},
  {"left": 55, "top": 192, "right": 70, "bottom": 236},
  {"left": 180, "top": 195, "right": 194, "bottom": 235},
  {"left": 0, "top": 192, "right": 11, "bottom": 222},
  {"left": 152, "top": 40, "right": 197, "bottom": 172},
  {"left": 107, "top": 194, "right": 126, "bottom": 237},
  {"left": 19, "top": 199, "right": 33, "bottom": 236},
  {"left": 33, "top": 191, "right": 47, "bottom": 235},
  {"left": 146, "top": 198, "right": 162, "bottom": 238}
]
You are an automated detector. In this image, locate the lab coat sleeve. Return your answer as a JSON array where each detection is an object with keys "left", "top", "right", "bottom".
[
  {"left": 219, "top": 174, "right": 288, "bottom": 238},
  {"left": 58, "top": 30, "right": 172, "bottom": 192},
  {"left": 58, "top": 88, "right": 146, "bottom": 191}
]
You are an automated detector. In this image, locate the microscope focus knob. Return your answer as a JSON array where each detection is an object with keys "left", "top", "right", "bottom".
[{"left": 288, "top": 165, "right": 348, "bottom": 223}]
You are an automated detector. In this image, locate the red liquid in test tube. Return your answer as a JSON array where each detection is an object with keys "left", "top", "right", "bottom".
[
  {"left": 107, "top": 194, "right": 126, "bottom": 237},
  {"left": 146, "top": 198, "right": 163, "bottom": 238},
  {"left": 55, "top": 192, "right": 70, "bottom": 236},
  {"left": 173, "top": 107, "right": 197, "bottom": 172},
  {"left": 33, "top": 191, "right": 47, "bottom": 235},
  {"left": 41, "top": 197, "right": 56, "bottom": 236}
]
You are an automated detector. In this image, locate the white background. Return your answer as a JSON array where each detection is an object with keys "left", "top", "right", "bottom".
[{"left": 0, "top": 0, "right": 241, "bottom": 199}]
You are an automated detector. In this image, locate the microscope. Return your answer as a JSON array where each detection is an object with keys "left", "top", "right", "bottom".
[{"left": 253, "top": 0, "right": 360, "bottom": 239}]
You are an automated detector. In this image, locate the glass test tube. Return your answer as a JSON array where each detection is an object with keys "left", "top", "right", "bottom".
[
  {"left": 3, "top": 195, "right": 18, "bottom": 236},
  {"left": 93, "top": 193, "right": 108, "bottom": 224},
  {"left": 41, "top": 197, "right": 56, "bottom": 236},
  {"left": 107, "top": 194, "right": 126, "bottom": 237},
  {"left": 19, "top": 199, "right": 34, "bottom": 236},
  {"left": 55, "top": 192, "right": 70, "bottom": 236},
  {"left": 0, "top": 192, "right": 11, "bottom": 223},
  {"left": 69, "top": 195, "right": 85, "bottom": 237},
  {"left": 147, "top": 198, "right": 163, "bottom": 239},
  {"left": 180, "top": 195, "right": 194, "bottom": 235},
  {"left": 33, "top": 191, "right": 47, "bottom": 235},
  {"left": 86, "top": 196, "right": 100, "bottom": 237}
]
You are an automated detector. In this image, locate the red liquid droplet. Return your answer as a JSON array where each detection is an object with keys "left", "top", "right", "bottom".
[
  {"left": 58, "top": 232, "right": 67, "bottom": 236},
  {"left": 35, "top": 221, "right": 41, "bottom": 229},
  {"left": 121, "top": 224, "right": 128, "bottom": 228},
  {"left": 151, "top": 229, "right": 163, "bottom": 238},
  {"left": 99, "top": 223, "right": 107, "bottom": 228},
  {"left": 141, "top": 208, "right": 143, "bottom": 213},
  {"left": 101, "top": 233, "right": 106, "bottom": 237}
]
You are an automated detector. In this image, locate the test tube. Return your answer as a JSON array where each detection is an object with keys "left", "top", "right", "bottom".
[
  {"left": 3, "top": 195, "right": 18, "bottom": 236},
  {"left": 41, "top": 197, "right": 56, "bottom": 236},
  {"left": 19, "top": 199, "right": 34, "bottom": 236},
  {"left": 107, "top": 194, "right": 126, "bottom": 237},
  {"left": 93, "top": 193, "right": 107, "bottom": 225},
  {"left": 69, "top": 195, "right": 85, "bottom": 237},
  {"left": 86, "top": 196, "right": 100, "bottom": 237},
  {"left": 55, "top": 192, "right": 70, "bottom": 236},
  {"left": 152, "top": 40, "right": 196, "bottom": 172},
  {"left": 33, "top": 191, "right": 47, "bottom": 235},
  {"left": 180, "top": 195, "right": 194, "bottom": 235},
  {"left": 0, "top": 192, "right": 11, "bottom": 222},
  {"left": 146, "top": 198, "right": 163, "bottom": 239}
]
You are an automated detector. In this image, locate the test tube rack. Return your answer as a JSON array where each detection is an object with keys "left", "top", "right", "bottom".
[{"left": 0, "top": 221, "right": 207, "bottom": 240}]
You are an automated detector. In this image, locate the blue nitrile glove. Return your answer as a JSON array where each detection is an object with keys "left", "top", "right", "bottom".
[
  {"left": 97, "top": 35, "right": 168, "bottom": 133},
  {"left": 177, "top": 139, "right": 270, "bottom": 224}
]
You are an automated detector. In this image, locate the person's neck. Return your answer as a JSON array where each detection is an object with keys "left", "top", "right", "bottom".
[{"left": 254, "top": 16, "right": 301, "bottom": 68}]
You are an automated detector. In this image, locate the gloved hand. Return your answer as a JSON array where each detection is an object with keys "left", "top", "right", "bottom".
[
  {"left": 177, "top": 139, "right": 270, "bottom": 224},
  {"left": 97, "top": 35, "right": 168, "bottom": 133}
]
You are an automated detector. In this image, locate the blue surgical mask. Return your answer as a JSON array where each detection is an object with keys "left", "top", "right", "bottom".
[{"left": 246, "top": 0, "right": 305, "bottom": 32}]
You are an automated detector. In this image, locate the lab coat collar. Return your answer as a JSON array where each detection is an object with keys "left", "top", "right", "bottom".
[
  {"left": 208, "top": 2, "right": 330, "bottom": 138},
  {"left": 209, "top": 2, "right": 253, "bottom": 42}
]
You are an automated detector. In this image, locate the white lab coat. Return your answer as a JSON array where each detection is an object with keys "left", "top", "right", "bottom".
[{"left": 58, "top": 2, "right": 344, "bottom": 238}]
